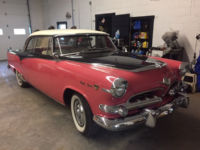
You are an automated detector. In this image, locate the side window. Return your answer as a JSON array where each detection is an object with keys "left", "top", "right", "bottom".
[
  {"left": 26, "top": 38, "right": 37, "bottom": 54},
  {"left": 34, "top": 37, "right": 53, "bottom": 56}
]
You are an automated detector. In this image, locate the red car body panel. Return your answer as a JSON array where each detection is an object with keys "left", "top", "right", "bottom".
[{"left": 7, "top": 51, "right": 182, "bottom": 119}]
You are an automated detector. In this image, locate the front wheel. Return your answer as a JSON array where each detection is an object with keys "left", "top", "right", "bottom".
[
  {"left": 71, "top": 94, "right": 98, "bottom": 136},
  {"left": 16, "top": 71, "right": 29, "bottom": 88}
]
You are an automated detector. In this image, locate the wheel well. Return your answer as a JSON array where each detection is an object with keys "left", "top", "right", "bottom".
[
  {"left": 63, "top": 89, "right": 90, "bottom": 107},
  {"left": 63, "top": 89, "right": 76, "bottom": 106},
  {"left": 63, "top": 89, "right": 94, "bottom": 116},
  {"left": 13, "top": 68, "right": 16, "bottom": 73}
]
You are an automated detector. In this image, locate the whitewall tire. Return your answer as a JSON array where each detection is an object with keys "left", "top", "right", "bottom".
[
  {"left": 70, "top": 93, "right": 98, "bottom": 136},
  {"left": 71, "top": 94, "right": 86, "bottom": 132},
  {"left": 16, "top": 71, "right": 29, "bottom": 88}
]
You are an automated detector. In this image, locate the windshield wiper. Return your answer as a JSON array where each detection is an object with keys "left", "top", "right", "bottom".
[
  {"left": 88, "top": 47, "right": 111, "bottom": 50},
  {"left": 83, "top": 48, "right": 114, "bottom": 53},
  {"left": 61, "top": 52, "right": 80, "bottom": 56},
  {"left": 61, "top": 48, "right": 116, "bottom": 57}
]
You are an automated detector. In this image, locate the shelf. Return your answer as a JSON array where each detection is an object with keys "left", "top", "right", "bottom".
[
  {"left": 132, "top": 29, "right": 149, "bottom": 32},
  {"left": 129, "top": 16, "right": 155, "bottom": 52},
  {"left": 131, "top": 46, "right": 149, "bottom": 50},
  {"left": 131, "top": 39, "right": 149, "bottom": 41}
]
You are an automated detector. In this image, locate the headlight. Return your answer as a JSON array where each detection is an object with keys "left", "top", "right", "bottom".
[
  {"left": 179, "top": 62, "right": 189, "bottom": 76},
  {"left": 110, "top": 78, "right": 128, "bottom": 98}
]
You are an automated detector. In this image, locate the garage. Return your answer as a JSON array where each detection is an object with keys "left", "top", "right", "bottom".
[{"left": 0, "top": 0, "right": 200, "bottom": 149}]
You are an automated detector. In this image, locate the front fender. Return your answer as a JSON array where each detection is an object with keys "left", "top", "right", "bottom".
[
  {"left": 151, "top": 57, "right": 182, "bottom": 70},
  {"left": 62, "top": 85, "right": 91, "bottom": 107},
  {"left": 152, "top": 57, "right": 182, "bottom": 79}
]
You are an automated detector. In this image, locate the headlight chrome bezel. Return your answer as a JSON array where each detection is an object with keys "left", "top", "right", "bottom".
[{"left": 103, "top": 78, "right": 128, "bottom": 98}]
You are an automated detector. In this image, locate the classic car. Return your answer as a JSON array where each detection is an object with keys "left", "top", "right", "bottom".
[{"left": 7, "top": 29, "right": 189, "bottom": 136}]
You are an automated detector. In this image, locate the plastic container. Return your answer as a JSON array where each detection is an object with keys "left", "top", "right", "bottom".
[{"left": 115, "top": 30, "right": 120, "bottom": 39}]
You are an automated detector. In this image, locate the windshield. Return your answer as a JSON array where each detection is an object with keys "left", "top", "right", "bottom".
[{"left": 54, "top": 35, "right": 116, "bottom": 56}]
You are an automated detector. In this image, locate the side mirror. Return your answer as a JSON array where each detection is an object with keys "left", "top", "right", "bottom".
[{"left": 53, "top": 52, "right": 59, "bottom": 60}]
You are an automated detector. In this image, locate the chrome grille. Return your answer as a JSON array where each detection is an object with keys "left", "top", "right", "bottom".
[
  {"left": 123, "top": 89, "right": 164, "bottom": 110},
  {"left": 129, "top": 88, "right": 164, "bottom": 103}
]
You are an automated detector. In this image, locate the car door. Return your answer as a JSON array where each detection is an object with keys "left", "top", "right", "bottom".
[
  {"left": 20, "top": 37, "right": 37, "bottom": 82},
  {"left": 21, "top": 36, "right": 61, "bottom": 100}
]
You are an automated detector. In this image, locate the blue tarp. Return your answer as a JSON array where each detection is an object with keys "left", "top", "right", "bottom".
[{"left": 195, "top": 56, "right": 200, "bottom": 91}]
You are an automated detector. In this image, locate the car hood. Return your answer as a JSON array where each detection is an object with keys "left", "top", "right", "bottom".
[
  {"left": 59, "top": 52, "right": 177, "bottom": 100},
  {"left": 60, "top": 52, "right": 166, "bottom": 73}
]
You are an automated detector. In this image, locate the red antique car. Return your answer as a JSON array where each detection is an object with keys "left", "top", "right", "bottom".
[{"left": 7, "top": 29, "right": 189, "bottom": 136}]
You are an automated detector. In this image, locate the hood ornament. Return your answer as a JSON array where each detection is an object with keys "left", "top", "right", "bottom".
[{"left": 145, "top": 58, "right": 166, "bottom": 68}]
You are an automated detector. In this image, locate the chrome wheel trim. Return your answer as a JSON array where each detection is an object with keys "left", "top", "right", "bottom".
[
  {"left": 16, "top": 71, "right": 23, "bottom": 86},
  {"left": 71, "top": 95, "right": 86, "bottom": 132},
  {"left": 74, "top": 99, "right": 86, "bottom": 127}
]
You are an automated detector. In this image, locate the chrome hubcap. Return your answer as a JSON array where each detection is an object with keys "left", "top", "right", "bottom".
[
  {"left": 16, "top": 72, "right": 23, "bottom": 85},
  {"left": 73, "top": 99, "right": 86, "bottom": 127}
]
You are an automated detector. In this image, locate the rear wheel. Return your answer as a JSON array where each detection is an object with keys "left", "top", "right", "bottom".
[
  {"left": 16, "top": 71, "right": 29, "bottom": 88},
  {"left": 71, "top": 94, "right": 98, "bottom": 136}
]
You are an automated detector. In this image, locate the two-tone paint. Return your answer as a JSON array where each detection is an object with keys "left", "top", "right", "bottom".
[{"left": 8, "top": 48, "right": 182, "bottom": 120}]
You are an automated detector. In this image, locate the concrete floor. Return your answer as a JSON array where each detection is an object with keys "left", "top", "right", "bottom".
[{"left": 0, "top": 61, "right": 200, "bottom": 150}]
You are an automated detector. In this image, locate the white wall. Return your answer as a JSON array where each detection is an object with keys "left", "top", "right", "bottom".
[
  {"left": 73, "top": 0, "right": 92, "bottom": 29},
  {"left": 29, "top": 0, "right": 44, "bottom": 31},
  {"left": 33, "top": 0, "right": 200, "bottom": 61},
  {"left": 42, "top": 0, "right": 73, "bottom": 29},
  {"left": 40, "top": 0, "right": 92, "bottom": 29},
  {"left": 87, "top": 0, "right": 200, "bottom": 61}
]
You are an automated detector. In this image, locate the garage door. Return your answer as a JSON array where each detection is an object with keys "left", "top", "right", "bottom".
[{"left": 0, "top": 0, "right": 30, "bottom": 60}]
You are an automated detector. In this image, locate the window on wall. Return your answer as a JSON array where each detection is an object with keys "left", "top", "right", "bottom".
[
  {"left": 0, "top": 29, "right": 3, "bottom": 35},
  {"left": 57, "top": 22, "right": 67, "bottom": 29},
  {"left": 14, "top": 28, "right": 26, "bottom": 35}
]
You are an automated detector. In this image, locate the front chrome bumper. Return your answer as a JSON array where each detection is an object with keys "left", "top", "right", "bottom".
[{"left": 93, "top": 95, "right": 189, "bottom": 131}]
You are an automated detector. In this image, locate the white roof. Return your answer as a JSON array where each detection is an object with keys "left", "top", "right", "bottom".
[{"left": 30, "top": 29, "right": 108, "bottom": 37}]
